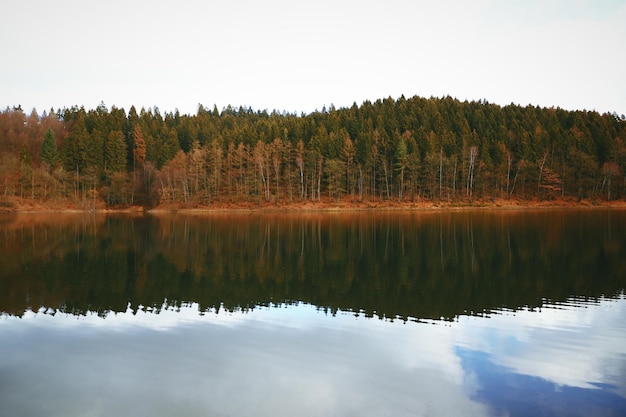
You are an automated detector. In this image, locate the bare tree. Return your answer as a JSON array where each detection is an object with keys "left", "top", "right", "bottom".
[{"left": 466, "top": 146, "right": 478, "bottom": 201}]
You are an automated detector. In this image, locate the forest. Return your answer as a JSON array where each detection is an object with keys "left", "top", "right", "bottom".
[{"left": 1, "top": 95, "right": 625, "bottom": 209}]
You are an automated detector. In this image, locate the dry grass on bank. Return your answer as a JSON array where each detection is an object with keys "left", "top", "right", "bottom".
[{"left": 3, "top": 195, "right": 626, "bottom": 214}]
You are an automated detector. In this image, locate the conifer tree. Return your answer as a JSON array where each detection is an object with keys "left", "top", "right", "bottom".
[
  {"left": 395, "top": 136, "right": 408, "bottom": 201},
  {"left": 105, "top": 130, "right": 128, "bottom": 173},
  {"left": 62, "top": 112, "right": 88, "bottom": 173},
  {"left": 40, "top": 128, "right": 60, "bottom": 168}
]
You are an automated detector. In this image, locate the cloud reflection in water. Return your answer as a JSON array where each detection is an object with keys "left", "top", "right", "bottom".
[{"left": 1, "top": 296, "right": 624, "bottom": 417}]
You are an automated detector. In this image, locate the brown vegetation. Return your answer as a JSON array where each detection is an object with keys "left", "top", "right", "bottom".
[
  {"left": 2, "top": 194, "right": 625, "bottom": 214},
  {"left": 2, "top": 97, "right": 625, "bottom": 212}
]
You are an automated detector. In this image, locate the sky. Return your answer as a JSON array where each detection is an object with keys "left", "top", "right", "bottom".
[{"left": 1, "top": 0, "right": 625, "bottom": 116}]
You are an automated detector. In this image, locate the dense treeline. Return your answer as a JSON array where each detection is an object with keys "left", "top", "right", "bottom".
[{"left": 2, "top": 96, "right": 625, "bottom": 208}]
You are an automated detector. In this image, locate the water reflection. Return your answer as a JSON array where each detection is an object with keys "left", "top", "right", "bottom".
[
  {"left": 1, "top": 211, "right": 625, "bottom": 320},
  {"left": 1, "top": 211, "right": 625, "bottom": 416},
  {"left": 1, "top": 296, "right": 624, "bottom": 417},
  {"left": 457, "top": 295, "right": 626, "bottom": 416}
]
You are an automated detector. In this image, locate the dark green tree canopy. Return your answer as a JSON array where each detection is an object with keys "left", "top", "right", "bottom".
[
  {"left": 105, "top": 130, "right": 127, "bottom": 173},
  {"left": 1, "top": 95, "right": 625, "bottom": 206},
  {"left": 40, "top": 128, "right": 60, "bottom": 168},
  {"left": 62, "top": 111, "right": 88, "bottom": 172}
]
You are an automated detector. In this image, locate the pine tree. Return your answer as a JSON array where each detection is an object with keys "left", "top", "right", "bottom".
[
  {"left": 40, "top": 128, "right": 60, "bottom": 168},
  {"left": 105, "top": 130, "right": 128, "bottom": 173},
  {"left": 158, "top": 128, "right": 180, "bottom": 168},
  {"left": 85, "top": 129, "right": 105, "bottom": 170},
  {"left": 62, "top": 112, "right": 88, "bottom": 173}
]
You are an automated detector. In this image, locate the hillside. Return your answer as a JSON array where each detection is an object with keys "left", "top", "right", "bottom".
[{"left": 1, "top": 95, "right": 625, "bottom": 211}]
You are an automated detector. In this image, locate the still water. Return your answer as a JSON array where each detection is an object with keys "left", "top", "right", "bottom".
[{"left": 1, "top": 210, "right": 625, "bottom": 417}]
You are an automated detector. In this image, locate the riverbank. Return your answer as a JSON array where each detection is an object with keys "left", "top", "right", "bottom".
[{"left": 2, "top": 195, "right": 626, "bottom": 213}]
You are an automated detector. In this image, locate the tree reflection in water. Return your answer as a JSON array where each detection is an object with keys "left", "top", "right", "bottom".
[{"left": 0, "top": 210, "right": 625, "bottom": 320}]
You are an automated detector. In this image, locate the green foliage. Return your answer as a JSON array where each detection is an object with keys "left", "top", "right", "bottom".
[
  {"left": 2, "top": 96, "right": 626, "bottom": 206},
  {"left": 19, "top": 142, "right": 32, "bottom": 166},
  {"left": 62, "top": 112, "right": 88, "bottom": 173},
  {"left": 85, "top": 129, "right": 105, "bottom": 169},
  {"left": 105, "top": 130, "right": 127, "bottom": 173},
  {"left": 161, "top": 128, "right": 181, "bottom": 167},
  {"left": 40, "top": 128, "right": 60, "bottom": 168}
]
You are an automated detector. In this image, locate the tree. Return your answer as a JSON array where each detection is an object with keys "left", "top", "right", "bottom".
[
  {"left": 85, "top": 129, "right": 105, "bottom": 170},
  {"left": 538, "top": 168, "right": 563, "bottom": 200},
  {"left": 188, "top": 140, "right": 207, "bottom": 198},
  {"left": 602, "top": 162, "right": 620, "bottom": 201},
  {"left": 107, "top": 171, "right": 132, "bottom": 205},
  {"left": 158, "top": 150, "right": 189, "bottom": 204},
  {"left": 62, "top": 112, "right": 88, "bottom": 173},
  {"left": 499, "top": 144, "right": 513, "bottom": 199},
  {"left": 19, "top": 142, "right": 33, "bottom": 198},
  {"left": 225, "top": 142, "right": 236, "bottom": 200},
  {"left": 130, "top": 124, "right": 147, "bottom": 205},
  {"left": 537, "top": 149, "right": 549, "bottom": 195},
  {"left": 615, "top": 138, "right": 626, "bottom": 199},
  {"left": 325, "top": 158, "right": 345, "bottom": 200},
  {"left": 374, "top": 129, "right": 392, "bottom": 200},
  {"left": 157, "top": 128, "right": 181, "bottom": 168},
  {"left": 105, "top": 130, "right": 127, "bottom": 173},
  {"left": 233, "top": 142, "right": 250, "bottom": 200},
  {"left": 206, "top": 140, "right": 223, "bottom": 200},
  {"left": 466, "top": 146, "right": 478, "bottom": 200},
  {"left": 254, "top": 141, "right": 270, "bottom": 201},
  {"left": 295, "top": 140, "right": 306, "bottom": 199},
  {"left": 423, "top": 131, "right": 441, "bottom": 200},
  {"left": 2, "top": 95, "right": 624, "bottom": 207},
  {"left": 395, "top": 134, "right": 408, "bottom": 201},
  {"left": 40, "top": 128, "right": 60, "bottom": 168},
  {"left": 342, "top": 134, "right": 356, "bottom": 199},
  {"left": 405, "top": 146, "right": 421, "bottom": 202},
  {"left": 567, "top": 147, "right": 597, "bottom": 200},
  {"left": 270, "top": 138, "right": 284, "bottom": 201},
  {"left": 132, "top": 125, "right": 146, "bottom": 169}
]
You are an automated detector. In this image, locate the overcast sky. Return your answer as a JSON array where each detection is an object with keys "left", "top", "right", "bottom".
[{"left": 2, "top": 0, "right": 625, "bottom": 115}]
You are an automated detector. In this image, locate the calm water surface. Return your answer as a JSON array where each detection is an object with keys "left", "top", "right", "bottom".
[{"left": 1, "top": 210, "right": 625, "bottom": 417}]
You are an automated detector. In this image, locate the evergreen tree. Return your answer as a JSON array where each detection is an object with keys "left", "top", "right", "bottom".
[
  {"left": 1, "top": 94, "right": 624, "bottom": 207},
  {"left": 105, "top": 130, "right": 128, "bottom": 173},
  {"left": 62, "top": 112, "right": 88, "bottom": 173},
  {"left": 85, "top": 129, "right": 105, "bottom": 170},
  {"left": 40, "top": 128, "right": 60, "bottom": 168}
]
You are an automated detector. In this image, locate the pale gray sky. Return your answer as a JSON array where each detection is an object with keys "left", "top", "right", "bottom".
[{"left": 1, "top": 0, "right": 625, "bottom": 115}]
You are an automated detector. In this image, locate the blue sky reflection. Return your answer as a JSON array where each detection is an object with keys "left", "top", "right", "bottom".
[
  {"left": 457, "top": 348, "right": 626, "bottom": 417},
  {"left": 1, "top": 296, "right": 624, "bottom": 417}
]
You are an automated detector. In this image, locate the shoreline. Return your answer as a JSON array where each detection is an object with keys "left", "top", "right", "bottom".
[{"left": 2, "top": 196, "right": 626, "bottom": 214}]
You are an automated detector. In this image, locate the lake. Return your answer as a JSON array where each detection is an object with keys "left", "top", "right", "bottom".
[{"left": 1, "top": 210, "right": 625, "bottom": 417}]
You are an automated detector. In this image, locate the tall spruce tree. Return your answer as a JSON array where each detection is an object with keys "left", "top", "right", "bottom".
[
  {"left": 105, "top": 130, "right": 128, "bottom": 173},
  {"left": 40, "top": 128, "right": 60, "bottom": 168},
  {"left": 62, "top": 112, "right": 88, "bottom": 173}
]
